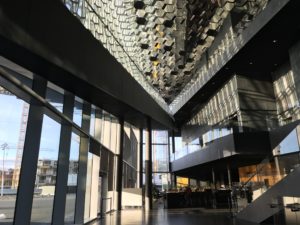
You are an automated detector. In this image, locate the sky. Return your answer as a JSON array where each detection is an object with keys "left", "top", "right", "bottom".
[{"left": 0, "top": 93, "right": 80, "bottom": 170}]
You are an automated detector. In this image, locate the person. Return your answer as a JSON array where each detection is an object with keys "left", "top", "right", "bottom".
[
  {"left": 245, "top": 186, "right": 253, "bottom": 204},
  {"left": 184, "top": 186, "right": 192, "bottom": 207},
  {"left": 231, "top": 186, "right": 238, "bottom": 211}
]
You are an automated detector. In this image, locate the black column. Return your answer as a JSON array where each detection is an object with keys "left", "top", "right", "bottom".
[
  {"left": 14, "top": 76, "right": 47, "bottom": 225},
  {"left": 139, "top": 127, "right": 143, "bottom": 188},
  {"left": 52, "top": 92, "right": 74, "bottom": 225},
  {"left": 74, "top": 102, "right": 91, "bottom": 224},
  {"left": 227, "top": 164, "right": 232, "bottom": 189},
  {"left": 172, "top": 130, "right": 175, "bottom": 154},
  {"left": 145, "top": 117, "right": 152, "bottom": 210},
  {"left": 117, "top": 118, "right": 124, "bottom": 210}
]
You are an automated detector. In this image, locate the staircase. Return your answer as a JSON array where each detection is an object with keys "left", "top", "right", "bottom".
[
  {"left": 236, "top": 122, "right": 300, "bottom": 224},
  {"left": 236, "top": 166, "right": 300, "bottom": 223}
]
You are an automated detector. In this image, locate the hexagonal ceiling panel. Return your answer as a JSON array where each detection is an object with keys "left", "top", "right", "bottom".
[{"left": 64, "top": 0, "right": 267, "bottom": 113}]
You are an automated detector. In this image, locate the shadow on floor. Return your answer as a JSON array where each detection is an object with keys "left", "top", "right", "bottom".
[{"left": 88, "top": 208, "right": 263, "bottom": 225}]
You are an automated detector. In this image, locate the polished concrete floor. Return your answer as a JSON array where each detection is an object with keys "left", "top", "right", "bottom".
[{"left": 90, "top": 208, "right": 260, "bottom": 225}]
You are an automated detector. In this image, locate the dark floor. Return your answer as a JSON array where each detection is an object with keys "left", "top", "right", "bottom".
[{"left": 89, "top": 208, "right": 260, "bottom": 225}]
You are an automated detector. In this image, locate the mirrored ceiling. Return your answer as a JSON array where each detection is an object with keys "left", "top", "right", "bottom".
[{"left": 64, "top": 0, "right": 269, "bottom": 114}]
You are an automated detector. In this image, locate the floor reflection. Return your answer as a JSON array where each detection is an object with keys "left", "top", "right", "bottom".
[{"left": 90, "top": 208, "right": 260, "bottom": 225}]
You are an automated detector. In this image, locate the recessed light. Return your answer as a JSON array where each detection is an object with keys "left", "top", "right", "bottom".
[
  {"left": 272, "top": 40, "right": 278, "bottom": 43},
  {"left": 249, "top": 62, "right": 253, "bottom": 65}
]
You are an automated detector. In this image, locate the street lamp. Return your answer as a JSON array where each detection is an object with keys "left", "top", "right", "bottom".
[{"left": 0, "top": 143, "right": 8, "bottom": 197}]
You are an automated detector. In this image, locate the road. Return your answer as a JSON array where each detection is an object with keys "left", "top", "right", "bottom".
[{"left": 0, "top": 194, "right": 76, "bottom": 224}]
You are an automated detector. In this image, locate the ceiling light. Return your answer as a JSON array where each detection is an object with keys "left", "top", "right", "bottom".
[
  {"left": 154, "top": 43, "right": 161, "bottom": 50},
  {"left": 153, "top": 61, "right": 159, "bottom": 66}
]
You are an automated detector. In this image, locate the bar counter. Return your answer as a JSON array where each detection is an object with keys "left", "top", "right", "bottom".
[{"left": 165, "top": 189, "right": 231, "bottom": 209}]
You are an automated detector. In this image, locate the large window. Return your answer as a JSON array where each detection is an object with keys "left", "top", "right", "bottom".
[
  {"left": 73, "top": 97, "right": 83, "bottom": 127},
  {"left": 186, "top": 77, "right": 238, "bottom": 127},
  {"left": 31, "top": 115, "right": 61, "bottom": 224},
  {"left": 123, "top": 124, "right": 139, "bottom": 189},
  {"left": 0, "top": 86, "right": 30, "bottom": 224},
  {"left": 84, "top": 152, "right": 93, "bottom": 222},
  {"left": 0, "top": 56, "right": 107, "bottom": 225},
  {"left": 46, "top": 82, "right": 64, "bottom": 113},
  {"left": 274, "top": 127, "right": 300, "bottom": 155},
  {"left": 65, "top": 132, "right": 80, "bottom": 224},
  {"left": 152, "top": 130, "right": 169, "bottom": 173},
  {"left": 273, "top": 70, "right": 299, "bottom": 124},
  {"left": 153, "top": 173, "right": 171, "bottom": 192}
]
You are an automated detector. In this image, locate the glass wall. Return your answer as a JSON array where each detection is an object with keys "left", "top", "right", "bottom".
[
  {"left": 46, "top": 82, "right": 64, "bottom": 113},
  {"left": 152, "top": 130, "right": 169, "bottom": 173},
  {"left": 31, "top": 115, "right": 61, "bottom": 224},
  {"left": 84, "top": 152, "right": 93, "bottom": 222},
  {"left": 89, "top": 106, "right": 96, "bottom": 136},
  {"left": 64, "top": 132, "right": 80, "bottom": 224},
  {"left": 273, "top": 69, "right": 299, "bottom": 125},
  {"left": 186, "top": 77, "right": 238, "bottom": 128},
  {"left": 153, "top": 173, "right": 171, "bottom": 192},
  {"left": 274, "top": 128, "right": 300, "bottom": 155},
  {"left": 0, "top": 85, "right": 30, "bottom": 224},
  {"left": 142, "top": 130, "right": 171, "bottom": 197},
  {"left": 73, "top": 97, "right": 83, "bottom": 127},
  {"left": 123, "top": 123, "right": 138, "bottom": 189},
  {"left": 0, "top": 55, "right": 121, "bottom": 224},
  {"left": 142, "top": 129, "right": 171, "bottom": 189}
]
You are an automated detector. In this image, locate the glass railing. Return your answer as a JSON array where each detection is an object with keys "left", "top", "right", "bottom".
[
  {"left": 232, "top": 125, "right": 300, "bottom": 213},
  {"left": 174, "top": 126, "right": 236, "bottom": 160},
  {"left": 174, "top": 112, "right": 280, "bottom": 161}
]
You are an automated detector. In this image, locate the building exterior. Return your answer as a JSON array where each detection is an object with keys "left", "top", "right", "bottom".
[{"left": 0, "top": 0, "right": 299, "bottom": 225}]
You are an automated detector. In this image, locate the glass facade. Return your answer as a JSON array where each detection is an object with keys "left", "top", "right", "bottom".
[
  {"left": 273, "top": 69, "right": 300, "bottom": 124},
  {"left": 65, "top": 132, "right": 80, "bottom": 223},
  {"left": 31, "top": 115, "right": 61, "bottom": 224},
  {"left": 0, "top": 56, "right": 131, "bottom": 224},
  {"left": 275, "top": 128, "right": 299, "bottom": 155},
  {"left": 186, "top": 77, "right": 238, "bottom": 127},
  {"left": 152, "top": 130, "right": 169, "bottom": 173},
  {"left": 0, "top": 86, "right": 30, "bottom": 224},
  {"left": 2, "top": 0, "right": 300, "bottom": 223},
  {"left": 46, "top": 82, "right": 64, "bottom": 113},
  {"left": 73, "top": 98, "right": 83, "bottom": 127},
  {"left": 123, "top": 124, "right": 138, "bottom": 189}
]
